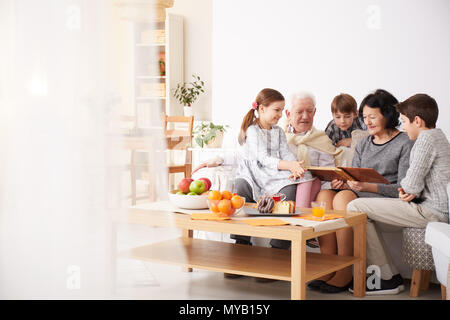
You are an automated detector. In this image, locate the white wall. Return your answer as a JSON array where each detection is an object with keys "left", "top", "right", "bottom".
[
  {"left": 212, "top": 0, "right": 450, "bottom": 139},
  {"left": 168, "top": 0, "right": 212, "bottom": 121}
]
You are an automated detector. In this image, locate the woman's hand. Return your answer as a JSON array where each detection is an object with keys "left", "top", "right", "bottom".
[
  {"left": 347, "top": 181, "right": 379, "bottom": 193},
  {"left": 331, "top": 179, "right": 347, "bottom": 189},
  {"left": 347, "top": 181, "right": 366, "bottom": 192},
  {"left": 398, "top": 187, "right": 416, "bottom": 202}
]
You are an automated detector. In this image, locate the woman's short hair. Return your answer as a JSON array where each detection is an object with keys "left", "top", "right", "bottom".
[{"left": 359, "top": 89, "right": 400, "bottom": 129}]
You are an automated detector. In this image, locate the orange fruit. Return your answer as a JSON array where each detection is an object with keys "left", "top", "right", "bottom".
[
  {"left": 209, "top": 200, "right": 220, "bottom": 213},
  {"left": 231, "top": 195, "right": 244, "bottom": 209},
  {"left": 218, "top": 199, "right": 232, "bottom": 215},
  {"left": 208, "top": 190, "right": 222, "bottom": 201},
  {"left": 221, "top": 190, "right": 233, "bottom": 200}
]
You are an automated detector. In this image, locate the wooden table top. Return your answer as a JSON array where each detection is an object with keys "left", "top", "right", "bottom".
[{"left": 123, "top": 204, "right": 367, "bottom": 242}]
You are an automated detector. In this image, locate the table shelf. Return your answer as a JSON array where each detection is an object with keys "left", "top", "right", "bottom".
[{"left": 120, "top": 237, "right": 360, "bottom": 282}]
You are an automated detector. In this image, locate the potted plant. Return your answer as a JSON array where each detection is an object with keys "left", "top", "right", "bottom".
[
  {"left": 172, "top": 74, "right": 205, "bottom": 117},
  {"left": 193, "top": 122, "right": 229, "bottom": 148}
]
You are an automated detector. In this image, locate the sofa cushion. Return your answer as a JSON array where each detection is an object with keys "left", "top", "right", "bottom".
[{"left": 425, "top": 222, "right": 450, "bottom": 258}]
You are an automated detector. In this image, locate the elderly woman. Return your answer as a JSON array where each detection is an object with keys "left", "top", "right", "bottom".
[{"left": 311, "top": 89, "right": 414, "bottom": 294}]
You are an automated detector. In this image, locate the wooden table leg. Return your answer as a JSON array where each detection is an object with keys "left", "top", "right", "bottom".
[
  {"left": 291, "top": 237, "right": 306, "bottom": 300},
  {"left": 182, "top": 229, "right": 193, "bottom": 272},
  {"left": 353, "top": 218, "right": 366, "bottom": 297}
]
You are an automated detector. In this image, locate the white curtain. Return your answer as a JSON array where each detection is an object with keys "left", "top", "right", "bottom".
[{"left": 0, "top": 0, "right": 172, "bottom": 299}]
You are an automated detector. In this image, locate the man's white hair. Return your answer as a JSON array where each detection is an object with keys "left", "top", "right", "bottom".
[{"left": 289, "top": 91, "right": 317, "bottom": 110}]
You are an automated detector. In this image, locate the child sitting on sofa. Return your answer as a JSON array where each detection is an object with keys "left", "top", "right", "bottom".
[
  {"left": 325, "top": 93, "right": 366, "bottom": 147},
  {"left": 347, "top": 93, "right": 450, "bottom": 295}
]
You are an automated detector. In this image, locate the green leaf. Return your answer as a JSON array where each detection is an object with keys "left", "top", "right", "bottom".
[{"left": 195, "top": 136, "right": 203, "bottom": 148}]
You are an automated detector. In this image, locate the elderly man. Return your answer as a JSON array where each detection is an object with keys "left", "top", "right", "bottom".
[
  {"left": 285, "top": 91, "right": 344, "bottom": 170},
  {"left": 281, "top": 91, "right": 344, "bottom": 208}
]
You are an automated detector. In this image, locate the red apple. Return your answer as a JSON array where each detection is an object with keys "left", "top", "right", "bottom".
[
  {"left": 178, "top": 178, "right": 193, "bottom": 194},
  {"left": 199, "top": 177, "right": 212, "bottom": 191}
]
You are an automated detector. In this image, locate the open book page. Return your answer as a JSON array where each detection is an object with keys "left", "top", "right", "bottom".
[{"left": 338, "top": 167, "right": 390, "bottom": 184}]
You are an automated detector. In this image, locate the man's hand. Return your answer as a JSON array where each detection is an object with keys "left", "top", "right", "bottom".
[
  {"left": 398, "top": 187, "right": 416, "bottom": 202},
  {"left": 336, "top": 138, "right": 352, "bottom": 148}
]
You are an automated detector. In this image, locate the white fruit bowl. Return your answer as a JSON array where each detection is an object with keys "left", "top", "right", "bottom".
[{"left": 168, "top": 190, "right": 209, "bottom": 209}]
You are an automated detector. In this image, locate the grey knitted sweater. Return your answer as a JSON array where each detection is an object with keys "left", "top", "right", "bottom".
[
  {"left": 352, "top": 132, "right": 414, "bottom": 198},
  {"left": 401, "top": 128, "right": 450, "bottom": 217}
]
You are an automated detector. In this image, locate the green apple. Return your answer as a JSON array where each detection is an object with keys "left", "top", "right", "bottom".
[
  {"left": 176, "top": 191, "right": 185, "bottom": 195},
  {"left": 187, "top": 191, "right": 197, "bottom": 195},
  {"left": 189, "top": 180, "right": 205, "bottom": 195}
]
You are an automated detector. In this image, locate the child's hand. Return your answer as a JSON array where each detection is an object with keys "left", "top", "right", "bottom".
[
  {"left": 191, "top": 159, "right": 221, "bottom": 175},
  {"left": 398, "top": 187, "right": 416, "bottom": 202},
  {"left": 288, "top": 160, "right": 305, "bottom": 181},
  {"left": 191, "top": 162, "right": 207, "bottom": 175},
  {"left": 336, "top": 138, "right": 352, "bottom": 148},
  {"left": 289, "top": 172, "right": 302, "bottom": 181},
  {"left": 331, "top": 179, "right": 346, "bottom": 189}
]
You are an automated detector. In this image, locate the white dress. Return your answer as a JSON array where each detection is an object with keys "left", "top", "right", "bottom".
[{"left": 236, "top": 124, "right": 314, "bottom": 201}]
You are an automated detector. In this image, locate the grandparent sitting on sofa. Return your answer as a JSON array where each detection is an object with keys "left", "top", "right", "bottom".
[
  {"left": 192, "top": 91, "right": 344, "bottom": 207},
  {"left": 283, "top": 91, "right": 344, "bottom": 206}
]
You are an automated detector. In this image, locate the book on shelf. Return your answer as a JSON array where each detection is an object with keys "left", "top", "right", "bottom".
[{"left": 306, "top": 166, "right": 390, "bottom": 184}]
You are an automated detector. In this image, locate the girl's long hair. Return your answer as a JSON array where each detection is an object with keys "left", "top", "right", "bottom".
[{"left": 238, "top": 88, "right": 285, "bottom": 145}]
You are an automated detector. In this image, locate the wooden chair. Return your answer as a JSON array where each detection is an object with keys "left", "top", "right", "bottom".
[
  {"left": 163, "top": 114, "right": 194, "bottom": 183},
  {"left": 120, "top": 115, "right": 137, "bottom": 134},
  {"left": 120, "top": 115, "right": 140, "bottom": 204},
  {"left": 124, "top": 114, "right": 194, "bottom": 204},
  {"left": 121, "top": 115, "right": 160, "bottom": 205}
]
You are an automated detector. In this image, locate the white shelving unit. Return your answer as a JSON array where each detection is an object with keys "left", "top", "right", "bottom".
[{"left": 131, "top": 13, "right": 183, "bottom": 128}]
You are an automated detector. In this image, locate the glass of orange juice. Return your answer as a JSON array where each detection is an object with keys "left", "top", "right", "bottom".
[{"left": 311, "top": 201, "right": 326, "bottom": 219}]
